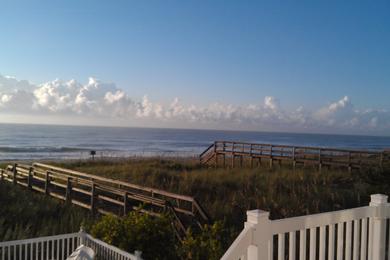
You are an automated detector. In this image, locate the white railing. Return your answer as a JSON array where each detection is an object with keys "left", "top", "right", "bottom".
[
  {"left": 222, "top": 194, "right": 390, "bottom": 260},
  {"left": 0, "top": 229, "right": 142, "bottom": 260},
  {"left": 82, "top": 233, "right": 142, "bottom": 260}
]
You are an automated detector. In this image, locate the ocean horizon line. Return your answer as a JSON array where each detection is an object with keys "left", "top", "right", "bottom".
[{"left": 0, "top": 121, "right": 389, "bottom": 139}]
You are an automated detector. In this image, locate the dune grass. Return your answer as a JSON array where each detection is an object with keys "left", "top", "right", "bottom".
[
  {"left": 0, "top": 181, "right": 94, "bottom": 241},
  {"left": 54, "top": 158, "right": 390, "bottom": 228}
]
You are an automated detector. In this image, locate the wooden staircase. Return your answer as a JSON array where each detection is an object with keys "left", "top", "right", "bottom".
[{"left": 199, "top": 143, "right": 216, "bottom": 165}]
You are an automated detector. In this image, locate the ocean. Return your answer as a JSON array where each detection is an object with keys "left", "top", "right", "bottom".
[{"left": 0, "top": 123, "right": 389, "bottom": 161}]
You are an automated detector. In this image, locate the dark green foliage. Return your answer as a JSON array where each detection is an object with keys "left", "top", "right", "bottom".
[
  {"left": 90, "top": 211, "right": 231, "bottom": 260},
  {"left": 179, "top": 221, "right": 230, "bottom": 260},
  {"left": 0, "top": 181, "right": 93, "bottom": 241},
  {"left": 91, "top": 212, "right": 177, "bottom": 260}
]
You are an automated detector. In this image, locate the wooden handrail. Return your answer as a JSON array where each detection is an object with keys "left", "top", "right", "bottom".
[
  {"left": 199, "top": 143, "right": 215, "bottom": 158},
  {"left": 213, "top": 140, "right": 383, "bottom": 154},
  {"left": 33, "top": 163, "right": 196, "bottom": 203}
]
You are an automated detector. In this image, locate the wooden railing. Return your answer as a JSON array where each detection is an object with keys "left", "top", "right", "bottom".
[
  {"left": 0, "top": 162, "right": 209, "bottom": 240},
  {"left": 222, "top": 194, "right": 390, "bottom": 260},
  {"left": 0, "top": 229, "right": 142, "bottom": 260},
  {"left": 200, "top": 141, "right": 389, "bottom": 171}
]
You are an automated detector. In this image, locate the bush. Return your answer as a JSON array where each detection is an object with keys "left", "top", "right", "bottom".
[
  {"left": 90, "top": 211, "right": 232, "bottom": 260},
  {"left": 91, "top": 211, "right": 177, "bottom": 260},
  {"left": 179, "top": 221, "right": 231, "bottom": 260}
]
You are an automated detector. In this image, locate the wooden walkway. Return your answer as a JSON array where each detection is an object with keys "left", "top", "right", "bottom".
[
  {"left": 200, "top": 141, "right": 390, "bottom": 171},
  {"left": 0, "top": 163, "right": 209, "bottom": 241}
]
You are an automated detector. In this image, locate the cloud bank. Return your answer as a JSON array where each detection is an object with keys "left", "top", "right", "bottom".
[{"left": 0, "top": 74, "right": 389, "bottom": 135}]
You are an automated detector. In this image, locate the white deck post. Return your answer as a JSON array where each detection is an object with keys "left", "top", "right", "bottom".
[
  {"left": 134, "top": 250, "right": 143, "bottom": 260},
  {"left": 369, "top": 194, "right": 388, "bottom": 260},
  {"left": 246, "top": 210, "right": 271, "bottom": 260},
  {"left": 79, "top": 227, "right": 86, "bottom": 246}
]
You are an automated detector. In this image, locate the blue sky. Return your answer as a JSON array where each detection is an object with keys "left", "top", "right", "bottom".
[{"left": 0, "top": 1, "right": 389, "bottom": 134}]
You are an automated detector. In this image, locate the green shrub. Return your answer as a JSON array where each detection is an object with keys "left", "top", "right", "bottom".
[
  {"left": 179, "top": 221, "right": 231, "bottom": 260},
  {"left": 91, "top": 211, "right": 177, "bottom": 260}
]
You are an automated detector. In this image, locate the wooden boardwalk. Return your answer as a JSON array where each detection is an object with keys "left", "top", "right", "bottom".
[
  {"left": 0, "top": 163, "right": 209, "bottom": 241},
  {"left": 200, "top": 141, "right": 390, "bottom": 171}
]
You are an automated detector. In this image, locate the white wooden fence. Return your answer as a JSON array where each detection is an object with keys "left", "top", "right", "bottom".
[
  {"left": 222, "top": 194, "right": 390, "bottom": 260},
  {"left": 0, "top": 229, "right": 142, "bottom": 260}
]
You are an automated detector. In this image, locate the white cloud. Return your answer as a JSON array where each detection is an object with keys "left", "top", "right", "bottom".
[
  {"left": 0, "top": 75, "right": 35, "bottom": 92},
  {"left": 314, "top": 96, "right": 352, "bottom": 122},
  {"left": 0, "top": 74, "right": 389, "bottom": 135},
  {"left": 264, "top": 96, "right": 279, "bottom": 111}
]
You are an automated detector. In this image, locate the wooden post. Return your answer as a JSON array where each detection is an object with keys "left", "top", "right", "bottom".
[
  {"left": 13, "top": 163, "right": 17, "bottom": 185},
  {"left": 292, "top": 147, "right": 296, "bottom": 170},
  {"left": 318, "top": 149, "right": 322, "bottom": 172},
  {"left": 369, "top": 194, "right": 388, "bottom": 260},
  {"left": 66, "top": 177, "right": 72, "bottom": 204},
  {"left": 250, "top": 144, "right": 253, "bottom": 168},
  {"left": 379, "top": 152, "right": 384, "bottom": 169},
  {"left": 222, "top": 142, "right": 226, "bottom": 168},
  {"left": 348, "top": 152, "right": 352, "bottom": 173},
  {"left": 27, "top": 167, "right": 33, "bottom": 190},
  {"left": 246, "top": 210, "right": 271, "bottom": 260},
  {"left": 278, "top": 157, "right": 282, "bottom": 167},
  {"left": 214, "top": 142, "right": 218, "bottom": 168},
  {"left": 269, "top": 145, "right": 273, "bottom": 168},
  {"left": 242, "top": 144, "right": 245, "bottom": 167},
  {"left": 231, "top": 142, "right": 235, "bottom": 168},
  {"left": 134, "top": 251, "right": 143, "bottom": 260},
  {"left": 123, "top": 192, "right": 129, "bottom": 215},
  {"left": 90, "top": 182, "right": 97, "bottom": 214},
  {"left": 79, "top": 227, "right": 86, "bottom": 245},
  {"left": 45, "top": 171, "right": 50, "bottom": 195}
]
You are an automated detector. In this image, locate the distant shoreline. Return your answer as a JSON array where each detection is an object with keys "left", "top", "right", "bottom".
[
  {"left": 0, "top": 154, "right": 199, "bottom": 164},
  {"left": 0, "top": 124, "right": 389, "bottom": 162}
]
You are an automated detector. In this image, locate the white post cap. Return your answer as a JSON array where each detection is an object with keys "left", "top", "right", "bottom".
[
  {"left": 246, "top": 209, "right": 270, "bottom": 224},
  {"left": 370, "top": 194, "right": 388, "bottom": 206}
]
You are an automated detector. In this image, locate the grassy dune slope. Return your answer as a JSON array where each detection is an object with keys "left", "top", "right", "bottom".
[
  {"left": 0, "top": 181, "right": 93, "bottom": 241},
  {"left": 55, "top": 158, "right": 390, "bottom": 228}
]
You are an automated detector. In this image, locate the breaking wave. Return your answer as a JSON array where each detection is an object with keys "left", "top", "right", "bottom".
[{"left": 0, "top": 146, "right": 92, "bottom": 153}]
